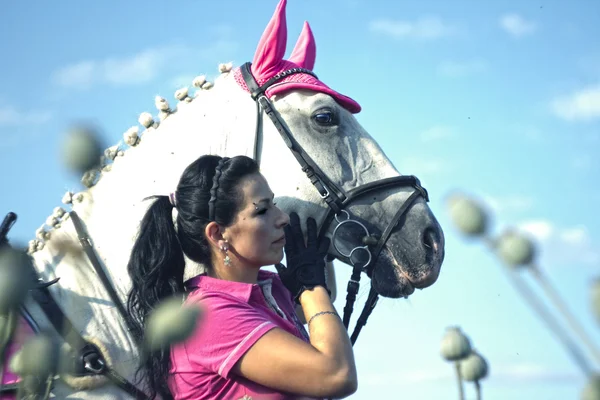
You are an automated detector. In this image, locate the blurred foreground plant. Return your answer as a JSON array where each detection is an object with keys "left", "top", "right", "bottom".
[
  {"left": 446, "top": 193, "right": 599, "bottom": 378},
  {"left": 441, "top": 326, "right": 472, "bottom": 400},
  {"left": 143, "top": 296, "right": 204, "bottom": 355},
  {"left": 582, "top": 375, "right": 600, "bottom": 400},
  {"left": 0, "top": 245, "right": 36, "bottom": 395},
  {"left": 9, "top": 334, "right": 60, "bottom": 399},
  {"left": 459, "top": 349, "right": 488, "bottom": 400},
  {"left": 60, "top": 125, "right": 104, "bottom": 175}
]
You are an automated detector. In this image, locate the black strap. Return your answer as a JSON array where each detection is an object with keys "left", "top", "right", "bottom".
[
  {"left": 0, "top": 212, "right": 17, "bottom": 246},
  {"left": 240, "top": 62, "right": 346, "bottom": 214},
  {"left": 342, "top": 264, "right": 363, "bottom": 329},
  {"left": 253, "top": 101, "right": 263, "bottom": 167},
  {"left": 350, "top": 287, "right": 379, "bottom": 345},
  {"left": 0, "top": 383, "right": 18, "bottom": 393},
  {"left": 69, "top": 211, "right": 138, "bottom": 338},
  {"left": 368, "top": 189, "right": 423, "bottom": 277},
  {"left": 31, "top": 285, "right": 149, "bottom": 399}
]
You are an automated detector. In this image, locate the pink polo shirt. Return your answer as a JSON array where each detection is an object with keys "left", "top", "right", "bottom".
[{"left": 169, "top": 270, "right": 312, "bottom": 400}]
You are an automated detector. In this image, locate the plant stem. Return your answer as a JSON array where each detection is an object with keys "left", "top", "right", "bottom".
[
  {"left": 475, "top": 380, "right": 482, "bottom": 400},
  {"left": 530, "top": 265, "right": 600, "bottom": 364},
  {"left": 483, "top": 237, "right": 594, "bottom": 377},
  {"left": 455, "top": 362, "right": 465, "bottom": 400}
]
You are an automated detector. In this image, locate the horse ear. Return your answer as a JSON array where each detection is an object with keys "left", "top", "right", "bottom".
[
  {"left": 289, "top": 21, "right": 316, "bottom": 70},
  {"left": 251, "top": 0, "right": 288, "bottom": 78}
]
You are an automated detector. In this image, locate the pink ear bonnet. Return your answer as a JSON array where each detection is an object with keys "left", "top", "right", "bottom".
[{"left": 233, "top": 0, "right": 361, "bottom": 113}]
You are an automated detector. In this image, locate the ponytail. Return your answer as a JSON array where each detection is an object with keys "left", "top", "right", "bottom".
[
  {"left": 126, "top": 195, "right": 183, "bottom": 400},
  {"left": 125, "top": 154, "right": 260, "bottom": 399}
]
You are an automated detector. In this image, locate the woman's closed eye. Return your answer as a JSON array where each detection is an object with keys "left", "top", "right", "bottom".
[{"left": 256, "top": 202, "right": 277, "bottom": 215}]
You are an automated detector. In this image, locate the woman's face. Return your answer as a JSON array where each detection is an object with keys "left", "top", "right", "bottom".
[{"left": 223, "top": 172, "right": 290, "bottom": 268}]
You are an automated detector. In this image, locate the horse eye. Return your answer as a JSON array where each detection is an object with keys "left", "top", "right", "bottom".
[{"left": 313, "top": 112, "right": 334, "bottom": 125}]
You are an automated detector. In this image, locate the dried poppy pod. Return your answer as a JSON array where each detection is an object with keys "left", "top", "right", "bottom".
[
  {"left": 459, "top": 350, "right": 488, "bottom": 382},
  {"left": 582, "top": 375, "right": 600, "bottom": 400},
  {"left": 144, "top": 296, "right": 204, "bottom": 353},
  {"left": 61, "top": 125, "right": 104, "bottom": 175},
  {"left": 9, "top": 334, "right": 59, "bottom": 378},
  {"left": 10, "top": 334, "right": 61, "bottom": 398},
  {"left": 440, "top": 326, "right": 472, "bottom": 361},
  {"left": 446, "top": 195, "right": 489, "bottom": 237},
  {"left": 495, "top": 230, "right": 536, "bottom": 268},
  {"left": 591, "top": 279, "right": 600, "bottom": 325},
  {"left": 0, "top": 247, "right": 34, "bottom": 314},
  {"left": 441, "top": 326, "right": 472, "bottom": 400}
]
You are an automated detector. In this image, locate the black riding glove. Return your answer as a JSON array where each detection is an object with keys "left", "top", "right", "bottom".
[{"left": 275, "top": 212, "right": 331, "bottom": 304}]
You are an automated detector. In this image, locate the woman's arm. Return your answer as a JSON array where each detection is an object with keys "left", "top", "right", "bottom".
[{"left": 232, "top": 286, "right": 357, "bottom": 398}]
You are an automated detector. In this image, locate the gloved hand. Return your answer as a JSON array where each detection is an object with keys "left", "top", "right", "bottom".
[{"left": 275, "top": 212, "right": 331, "bottom": 304}]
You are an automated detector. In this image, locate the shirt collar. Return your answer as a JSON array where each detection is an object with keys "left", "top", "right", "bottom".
[{"left": 185, "top": 270, "right": 278, "bottom": 303}]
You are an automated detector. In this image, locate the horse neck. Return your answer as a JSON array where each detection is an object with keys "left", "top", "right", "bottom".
[{"left": 27, "top": 71, "right": 259, "bottom": 373}]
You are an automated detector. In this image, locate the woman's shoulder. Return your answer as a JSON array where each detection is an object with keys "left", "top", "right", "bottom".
[{"left": 185, "top": 288, "right": 243, "bottom": 307}]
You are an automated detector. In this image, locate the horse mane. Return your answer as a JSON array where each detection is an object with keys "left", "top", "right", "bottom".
[{"left": 24, "top": 62, "right": 257, "bottom": 391}]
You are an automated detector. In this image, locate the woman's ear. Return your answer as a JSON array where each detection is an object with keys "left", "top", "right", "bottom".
[{"left": 205, "top": 222, "right": 223, "bottom": 248}]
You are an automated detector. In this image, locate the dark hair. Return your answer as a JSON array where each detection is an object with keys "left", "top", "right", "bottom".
[{"left": 125, "top": 154, "right": 259, "bottom": 399}]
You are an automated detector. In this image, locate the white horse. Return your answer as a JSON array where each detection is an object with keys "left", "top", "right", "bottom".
[{"left": 15, "top": 0, "right": 445, "bottom": 398}]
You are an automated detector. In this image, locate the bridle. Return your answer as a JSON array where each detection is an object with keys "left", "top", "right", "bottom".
[{"left": 239, "top": 62, "right": 429, "bottom": 345}]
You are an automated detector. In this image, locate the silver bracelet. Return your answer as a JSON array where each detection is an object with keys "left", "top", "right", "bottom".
[{"left": 307, "top": 311, "right": 339, "bottom": 328}]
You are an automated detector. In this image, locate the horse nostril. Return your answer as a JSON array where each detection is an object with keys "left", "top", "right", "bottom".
[{"left": 422, "top": 226, "right": 439, "bottom": 251}]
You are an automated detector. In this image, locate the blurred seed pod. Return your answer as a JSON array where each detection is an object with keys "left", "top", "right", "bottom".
[
  {"left": 459, "top": 350, "right": 489, "bottom": 382},
  {"left": 61, "top": 125, "right": 104, "bottom": 175},
  {"left": 441, "top": 326, "right": 472, "bottom": 362},
  {"left": 10, "top": 334, "right": 60, "bottom": 378},
  {"left": 591, "top": 279, "right": 600, "bottom": 324},
  {"left": 0, "top": 311, "right": 18, "bottom": 358},
  {"left": 495, "top": 230, "right": 536, "bottom": 268},
  {"left": 446, "top": 195, "right": 489, "bottom": 237},
  {"left": 144, "top": 297, "right": 204, "bottom": 353},
  {"left": 0, "top": 246, "right": 34, "bottom": 314},
  {"left": 581, "top": 375, "right": 600, "bottom": 400}
]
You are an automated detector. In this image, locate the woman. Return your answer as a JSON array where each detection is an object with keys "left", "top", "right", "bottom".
[{"left": 126, "top": 155, "right": 357, "bottom": 400}]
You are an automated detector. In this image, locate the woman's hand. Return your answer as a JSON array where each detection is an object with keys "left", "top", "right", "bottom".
[{"left": 275, "top": 212, "right": 331, "bottom": 303}]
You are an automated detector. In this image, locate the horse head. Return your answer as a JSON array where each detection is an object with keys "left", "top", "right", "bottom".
[{"left": 237, "top": 0, "right": 445, "bottom": 299}]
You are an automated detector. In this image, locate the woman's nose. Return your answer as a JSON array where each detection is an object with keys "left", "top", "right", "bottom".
[{"left": 278, "top": 209, "right": 290, "bottom": 227}]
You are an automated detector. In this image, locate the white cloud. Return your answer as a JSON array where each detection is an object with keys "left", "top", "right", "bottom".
[
  {"left": 51, "top": 39, "right": 238, "bottom": 91},
  {"left": 52, "top": 45, "right": 188, "bottom": 89},
  {"left": 0, "top": 105, "right": 52, "bottom": 126},
  {"left": 482, "top": 194, "right": 535, "bottom": 214},
  {"left": 369, "top": 16, "right": 457, "bottom": 40},
  {"left": 437, "top": 59, "right": 487, "bottom": 78},
  {"left": 551, "top": 84, "right": 600, "bottom": 121},
  {"left": 419, "top": 125, "right": 454, "bottom": 142},
  {"left": 519, "top": 220, "right": 554, "bottom": 241},
  {"left": 517, "top": 220, "right": 599, "bottom": 267},
  {"left": 52, "top": 61, "right": 96, "bottom": 87},
  {"left": 499, "top": 14, "right": 537, "bottom": 37}
]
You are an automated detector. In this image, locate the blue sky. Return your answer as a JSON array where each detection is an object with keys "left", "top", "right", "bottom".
[{"left": 1, "top": 0, "right": 600, "bottom": 398}]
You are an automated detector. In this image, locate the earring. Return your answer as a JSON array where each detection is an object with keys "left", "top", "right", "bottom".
[{"left": 221, "top": 242, "right": 231, "bottom": 267}]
